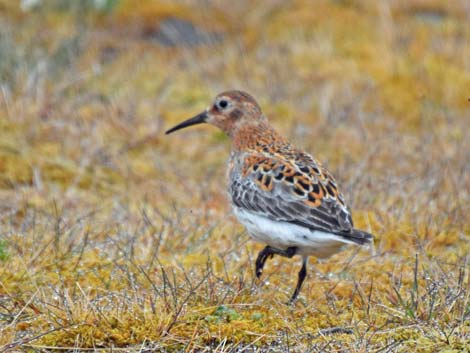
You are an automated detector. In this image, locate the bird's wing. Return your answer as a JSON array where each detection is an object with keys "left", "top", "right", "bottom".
[{"left": 229, "top": 152, "right": 371, "bottom": 244}]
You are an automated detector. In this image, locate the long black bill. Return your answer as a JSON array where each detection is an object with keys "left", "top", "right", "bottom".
[{"left": 165, "top": 111, "right": 208, "bottom": 135}]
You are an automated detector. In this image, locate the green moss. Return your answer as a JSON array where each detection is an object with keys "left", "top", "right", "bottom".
[{"left": 0, "top": 239, "right": 8, "bottom": 261}]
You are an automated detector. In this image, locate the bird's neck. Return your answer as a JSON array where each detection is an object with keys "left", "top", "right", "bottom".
[{"left": 231, "top": 122, "right": 286, "bottom": 152}]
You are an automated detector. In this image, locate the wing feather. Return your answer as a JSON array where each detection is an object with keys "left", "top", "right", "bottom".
[{"left": 230, "top": 152, "right": 372, "bottom": 244}]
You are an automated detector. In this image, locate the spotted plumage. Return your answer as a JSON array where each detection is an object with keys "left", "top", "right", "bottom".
[{"left": 166, "top": 90, "right": 374, "bottom": 303}]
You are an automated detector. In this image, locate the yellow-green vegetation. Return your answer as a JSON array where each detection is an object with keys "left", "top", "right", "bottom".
[{"left": 1, "top": 0, "right": 469, "bottom": 352}]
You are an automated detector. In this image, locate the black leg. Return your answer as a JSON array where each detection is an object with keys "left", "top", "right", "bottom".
[
  {"left": 255, "top": 246, "right": 297, "bottom": 278},
  {"left": 288, "top": 256, "right": 308, "bottom": 304},
  {"left": 255, "top": 246, "right": 272, "bottom": 278}
]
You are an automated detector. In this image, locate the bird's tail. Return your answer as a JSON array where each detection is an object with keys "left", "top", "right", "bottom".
[{"left": 338, "top": 228, "right": 374, "bottom": 246}]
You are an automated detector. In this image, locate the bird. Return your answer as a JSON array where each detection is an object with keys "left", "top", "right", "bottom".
[{"left": 165, "top": 90, "right": 374, "bottom": 303}]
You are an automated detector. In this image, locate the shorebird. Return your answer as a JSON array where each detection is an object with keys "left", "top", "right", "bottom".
[{"left": 166, "top": 90, "right": 373, "bottom": 303}]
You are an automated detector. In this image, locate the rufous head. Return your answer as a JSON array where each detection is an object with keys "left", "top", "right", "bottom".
[{"left": 165, "top": 90, "right": 267, "bottom": 137}]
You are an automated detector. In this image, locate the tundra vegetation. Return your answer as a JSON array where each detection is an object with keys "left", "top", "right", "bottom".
[{"left": 0, "top": 1, "right": 469, "bottom": 352}]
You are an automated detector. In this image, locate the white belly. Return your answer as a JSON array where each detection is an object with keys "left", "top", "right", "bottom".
[{"left": 233, "top": 207, "right": 352, "bottom": 258}]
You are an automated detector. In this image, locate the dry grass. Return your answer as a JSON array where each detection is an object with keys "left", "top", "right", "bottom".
[{"left": 0, "top": 0, "right": 469, "bottom": 352}]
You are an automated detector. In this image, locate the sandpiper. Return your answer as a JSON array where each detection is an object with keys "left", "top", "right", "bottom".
[{"left": 166, "top": 90, "right": 373, "bottom": 303}]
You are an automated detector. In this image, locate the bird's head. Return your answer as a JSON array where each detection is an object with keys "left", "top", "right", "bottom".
[{"left": 165, "top": 90, "right": 266, "bottom": 137}]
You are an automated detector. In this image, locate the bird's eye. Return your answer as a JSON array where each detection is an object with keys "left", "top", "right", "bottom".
[{"left": 217, "top": 99, "right": 228, "bottom": 110}]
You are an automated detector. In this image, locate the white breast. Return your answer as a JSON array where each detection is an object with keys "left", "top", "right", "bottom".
[{"left": 233, "top": 207, "right": 354, "bottom": 258}]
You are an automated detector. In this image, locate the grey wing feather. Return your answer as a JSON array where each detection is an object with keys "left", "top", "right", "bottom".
[{"left": 229, "top": 156, "right": 373, "bottom": 245}]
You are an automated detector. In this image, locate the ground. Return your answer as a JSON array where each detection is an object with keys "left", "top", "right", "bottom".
[{"left": 0, "top": 0, "right": 469, "bottom": 352}]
